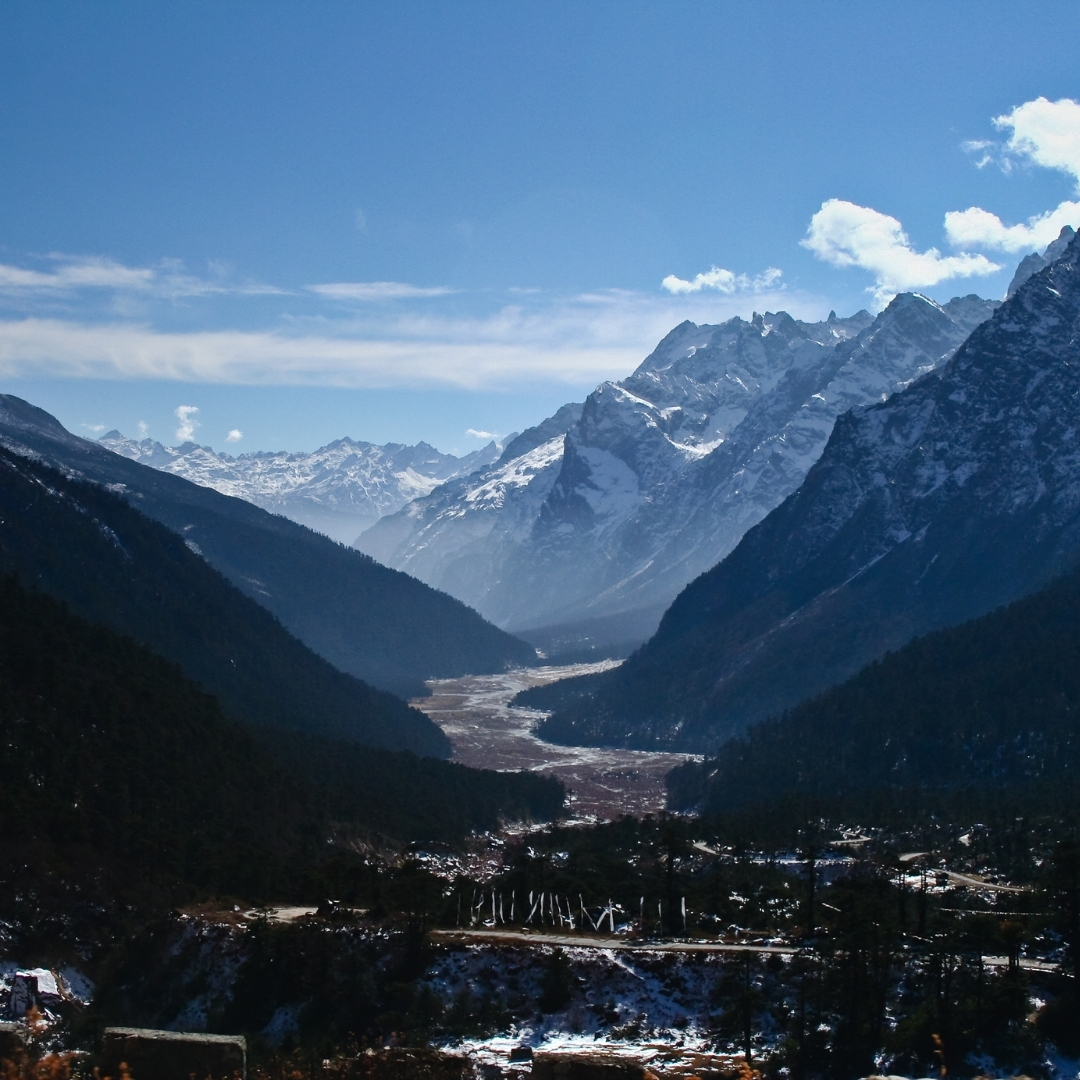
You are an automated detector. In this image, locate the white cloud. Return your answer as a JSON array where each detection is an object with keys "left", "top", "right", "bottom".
[
  {"left": 175, "top": 405, "right": 200, "bottom": 441},
  {"left": 226, "top": 428, "right": 243, "bottom": 443},
  {"left": 998, "top": 96, "right": 1080, "bottom": 182},
  {"left": 961, "top": 139, "right": 997, "bottom": 169},
  {"left": 944, "top": 201, "right": 1080, "bottom": 253},
  {"left": 661, "top": 266, "right": 782, "bottom": 295},
  {"left": 0, "top": 318, "right": 633, "bottom": 389},
  {"left": 803, "top": 199, "right": 1001, "bottom": 304},
  {"left": 81, "top": 422, "right": 106, "bottom": 433},
  {"left": 306, "top": 281, "right": 454, "bottom": 301},
  {"left": 0, "top": 253, "right": 284, "bottom": 298},
  {"left": 0, "top": 274, "right": 812, "bottom": 391},
  {"left": 465, "top": 428, "right": 496, "bottom": 440},
  {"left": 0, "top": 257, "right": 156, "bottom": 292},
  {"left": 945, "top": 97, "right": 1080, "bottom": 253},
  {"left": 137, "top": 420, "right": 149, "bottom": 438}
]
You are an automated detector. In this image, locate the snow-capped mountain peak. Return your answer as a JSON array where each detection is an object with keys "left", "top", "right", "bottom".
[
  {"left": 99, "top": 431, "right": 505, "bottom": 544},
  {"left": 542, "top": 225, "right": 1080, "bottom": 750},
  {"left": 358, "top": 290, "right": 996, "bottom": 644}
]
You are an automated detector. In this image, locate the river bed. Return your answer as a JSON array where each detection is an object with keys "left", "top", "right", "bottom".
[{"left": 412, "top": 662, "right": 696, "bottom": 821}]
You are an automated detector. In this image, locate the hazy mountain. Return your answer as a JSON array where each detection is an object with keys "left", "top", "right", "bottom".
[
  {"left": 0, "top": 446, "right": 449, "bottom": 756},
  {"left": 100, "top": 431, "right": 504, "bottom": 544},
  {"left": 359, "top": 294, "right": 995, "bottom": 651},
  {"left": 0, "top": 396, "right": 536, "bottom": 698},
  {"left": 536, "top": 227, "right": 1080, "bottom": 752}
]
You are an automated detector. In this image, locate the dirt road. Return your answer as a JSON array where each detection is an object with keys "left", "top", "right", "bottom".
[{"left": 431, "top": 928, "right": 797, "bottom": 955}]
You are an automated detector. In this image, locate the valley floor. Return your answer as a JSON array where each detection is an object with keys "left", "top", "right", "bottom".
[{"left": 413, "top": 663, "right": 696, "bottom": 820}]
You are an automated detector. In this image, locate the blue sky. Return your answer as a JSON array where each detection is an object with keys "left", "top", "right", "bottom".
[{"left": 2, "top": 1, "right": 1080, "bottom": 453}]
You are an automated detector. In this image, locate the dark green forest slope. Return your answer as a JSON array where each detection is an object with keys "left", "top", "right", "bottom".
[
  {"left": 0, "top": 446, "right": 447, "bottom": 756},
  {"left": 0, "top": 395, "right": 536, "bottom": 698},
  {"left": 0, "top": 575, "right": 563, "bottom": 908},
  {"left": 667, "top": 563, "right": 1080, "bottom": 817},
  {"left": 0, "top": 574, "right": 310, "bottom": 899}
]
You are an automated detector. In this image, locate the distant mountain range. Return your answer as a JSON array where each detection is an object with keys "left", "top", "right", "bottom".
[
  {"left": 358, "top": 292, "right": 997, "bottom": 653},
  {"left": 0, "top": 396, "right": 536, "bottom": 698},
  {"left": 99, "top": 431, "right": 504, "bottom": 544},
  {"left": 534, "top": 227, "right": 1080, "bottom": 752}
]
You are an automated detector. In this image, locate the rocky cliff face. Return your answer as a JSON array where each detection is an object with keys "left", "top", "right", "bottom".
[
  {"left": 359, "top": 294, "right": 996, "bottom": 642},
  {"left": 539, "top": 229, "right": 1080, "bottom": 751},
  {"left": 1006, "top": 224, "right": 1075, "bottom": 298},
  {"left": 100, "top": 433, "right": 502, "bottom": 544}
]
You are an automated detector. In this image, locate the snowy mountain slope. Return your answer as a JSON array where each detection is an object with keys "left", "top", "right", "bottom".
[
  {"left": 539, "top": 227, "right": 1080, "bottom": 752},
  {"left": 360, "top": 292, "right": 995, "bottom": 640},
  {"left": 100, "top": 433, "right": 502, "bottom": 544},
  {"left": 357, "top": 404, "right": 585, "bottom": 605}
]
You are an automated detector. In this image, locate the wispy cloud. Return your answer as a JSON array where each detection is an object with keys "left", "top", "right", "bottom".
[
  {"left": 661, "top": 266, "right": 782, "bottom": 295},
  {"left": 226, "top": 428, "right": 243, "bottom": 443},
  {"left": 0, "top": 276, "right": 813, "bottom": 391},
  {"left": 946, "top": 97, "right": 1080, "bottom": 253},
  {"left": 465, "top": 428, "right": 496, "bottom": 439},
  {"left": 803, "top": 199, "right": 1000, "bottom": 305},
  {"left": 306, "top": 281, "right": 454, "bottom": 301},
  {"left": 0, "top": 253, "right": 284, "bottom": 299},
  {"left": 175, "top": 404, "right": 200, "bottom": 441},
  {"left": 0, "top": 317, "right": 634, "bottom": 388},
  {"left": 0, "top": 256, "right": 156, "bottom": 292},
  {"left": 961, "top": 139, "right": 998, "bottom": 170}
]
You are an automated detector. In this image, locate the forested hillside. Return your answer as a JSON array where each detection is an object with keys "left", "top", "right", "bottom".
[
  {"left": 667, "top": 562, "right": 1080, "bottom": 818},
  {"left": 0, "top": 575, "right": 564, "bottom": 914},
  {"left": 0, "top": 446, "right": 448, "bottom": 756},
  {"left": 0, "top": 395, "right": 536, "bottom": 698}
]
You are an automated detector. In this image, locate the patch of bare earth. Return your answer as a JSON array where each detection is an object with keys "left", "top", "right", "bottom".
[{"left": 411, "top": 663, "right": 696, "bottom": 822}]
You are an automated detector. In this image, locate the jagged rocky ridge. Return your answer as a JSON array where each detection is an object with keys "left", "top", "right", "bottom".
[
  {"left": 1006, "top": 224, "right": 1075, "bottom": 298},
  {"left": 0, "top": 397, "right": 536, "bottom": 698},
  {"left": 359, "top": 294, "right": 997, "bottom": 647},
  {"left": 537, "top": 227, "right": 1080, "bottom": 752},
  {"left": 100, "top": 432, "right": 503, "bottom": 545}
]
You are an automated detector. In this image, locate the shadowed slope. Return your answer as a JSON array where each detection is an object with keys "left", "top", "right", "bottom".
[
  {"left": 0, "top": 395, "right": 536, "bottom": 698},
  {"left": 0, "top": 447, "right": 449, "bottom": 756}
]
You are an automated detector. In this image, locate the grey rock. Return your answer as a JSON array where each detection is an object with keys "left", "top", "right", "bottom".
[{"left": 1006, "top": 225, "right": 1076, "bottom": 297}]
